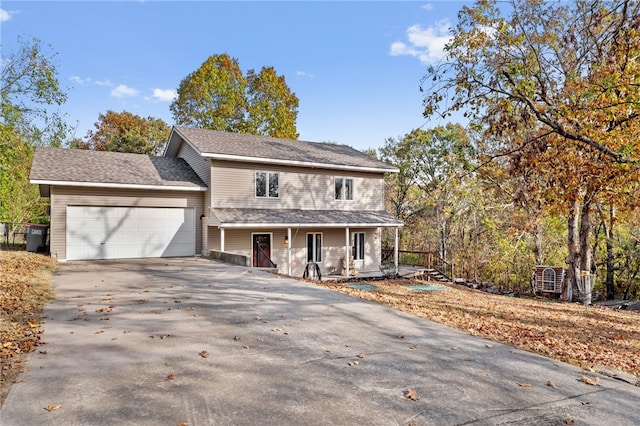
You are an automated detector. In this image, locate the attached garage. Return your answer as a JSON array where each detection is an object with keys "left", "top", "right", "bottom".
[
  {"left": 66, "top": 206, "right": 196, "bottom": 260},
  {"left": 29, "top": 148, "right": 208, "bottom": 261}
]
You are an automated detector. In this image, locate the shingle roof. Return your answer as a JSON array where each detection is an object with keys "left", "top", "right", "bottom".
[
  {"left": 30, "top": 147, "right": 207, "bottom": 189},
  {"left": 171, "top": 127, "right": 397, "bottom": 172},
  {"left": 209, "top": 208, "right": 403, "bottom": 227}
]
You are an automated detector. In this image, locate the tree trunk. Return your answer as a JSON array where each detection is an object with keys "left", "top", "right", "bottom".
[
  {"left": 566, "top": 199, "right": 581, "bottom": 301},
  {"left": 605, "top": 204, "right": 615, "bottom": 300},
  {"left": 533, "top": 219, "right": 544, "bottom": 266},
  {"left": 579, "top": 199, "right": 592, "bottom": 273}
]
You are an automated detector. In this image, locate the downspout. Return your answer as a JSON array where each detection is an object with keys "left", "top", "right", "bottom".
[{"left": 220, "top": 227, "right": 225, "bottom": 252}]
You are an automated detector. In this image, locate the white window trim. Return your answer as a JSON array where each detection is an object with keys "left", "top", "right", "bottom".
[
  {"left": 306, "top": 232, "right": 323, "bottom": 263},
  {"left": 334, "top": 176, "right": 354, "bottom": 201},
  {"left": 255, "top": 171, "right": 280, "bottom": 199}
]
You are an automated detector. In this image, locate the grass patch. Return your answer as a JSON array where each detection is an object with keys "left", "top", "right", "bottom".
[{"left": 1, "top": 251, "right": 57, "bottom": 406}]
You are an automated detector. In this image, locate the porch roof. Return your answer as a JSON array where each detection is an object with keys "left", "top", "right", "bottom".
[{"left": 208, "top": 208, "right": 403, "bottom": 228}]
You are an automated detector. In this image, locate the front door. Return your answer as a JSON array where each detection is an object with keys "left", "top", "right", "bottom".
[{"left": 252, "top": 234, "right": 272, "bottom": 267}]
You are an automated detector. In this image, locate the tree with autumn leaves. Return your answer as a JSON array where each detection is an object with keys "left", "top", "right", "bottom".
[
  {"left": 1, "top": 36, "right": 69, "bottom": 226},
  {"left": 77, "top": 111, "right": 170, "bottom": 155},
  {"left": 423, "top": 0, "right": 640, "bottom": 299},
  {"left": 170, "top": 54, "right": 299, "bottom": 139}
]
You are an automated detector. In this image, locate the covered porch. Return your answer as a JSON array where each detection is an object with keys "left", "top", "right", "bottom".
[{"left": 203, "top": 208, "right": 403, "bottom": 279}]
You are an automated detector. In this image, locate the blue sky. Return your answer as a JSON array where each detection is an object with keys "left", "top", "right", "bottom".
[{"left": 1, "top": 1, "right": 470, "bottom": 151}]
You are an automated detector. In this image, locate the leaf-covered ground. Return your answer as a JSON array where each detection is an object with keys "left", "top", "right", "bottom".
[
  {"left": 318, "top": 279, "right": 640, "bottom": 380},
  {"left": 0, "top": 251, "right": 57, "bottom": 406}
]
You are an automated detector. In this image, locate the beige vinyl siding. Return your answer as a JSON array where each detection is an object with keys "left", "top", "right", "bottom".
[
  {"left": 177, "top": 142, "right": 210, "bottom": 187},
  {"left": 50, "top": 186, "right": 204, "bottom": 260},
  {"left": 177, "top": 142, "right": 211, "bottom": 209},
  {"left": 210, "top": 160, "right": 384, "bottom": 211},
  {"left": 206, "top": 226, "right": 381, "bottom": 277}
]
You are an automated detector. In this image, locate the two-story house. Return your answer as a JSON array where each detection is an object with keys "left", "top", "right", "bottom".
[{"left": 30, "top": 127, "right": 403, "bottom": 277}]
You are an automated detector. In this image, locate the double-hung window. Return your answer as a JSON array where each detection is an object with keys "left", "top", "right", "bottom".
[
  {"left": 334, "top": 177, "right": 353, "bottom": 201},
  {"left": 352, "top": 232, "right": 365, "bottom": 260},
  {"left": 256, "top": 171, "right": 279, "bottom": 198},
  {"left": 306, "top": 233, "right": 322, "bottom": 263}
]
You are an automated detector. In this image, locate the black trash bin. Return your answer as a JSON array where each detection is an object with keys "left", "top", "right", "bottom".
[{"left": 26, "top": 224, "right": 49, "bottom": 253}]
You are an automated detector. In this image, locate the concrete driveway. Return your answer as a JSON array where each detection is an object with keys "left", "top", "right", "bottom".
[{"left": 1, "top": 257, "right": 639, "bottom": 425}]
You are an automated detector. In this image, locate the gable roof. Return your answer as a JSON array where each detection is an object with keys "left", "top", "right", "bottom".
[
  {"left": 30, "top": 147, "right": 208, "bottom": 193},
  {"left": 166, "top": 126, "right": 398, "bottom": 173}
]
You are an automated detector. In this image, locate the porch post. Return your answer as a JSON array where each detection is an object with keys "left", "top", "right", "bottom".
[
  {"left": 287, "top": 227, "right": 292, "bottom": 276},
  {"left": 345, "top": 227, "right": 350, "bottom": 278},
  {"left": 220, "top": 227, "right": 225, "bottom": 252},
  {"left": 394, "top": 227, "right": 399, "bottom": 275}
]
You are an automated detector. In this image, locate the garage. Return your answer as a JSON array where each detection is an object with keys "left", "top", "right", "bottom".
[{"left": 66, "top": 206, "right": 196, "bottom": 260}]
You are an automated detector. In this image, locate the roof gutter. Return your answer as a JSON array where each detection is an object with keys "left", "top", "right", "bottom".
[
  {"left": 30, "top": 180, "right": 208, "bottom": 192},
  {"left": 213, "top": 222, "right": 403, "bottom": 228},
  {"left": 201, "top": 153, "right": 399, "bottom": 173}
]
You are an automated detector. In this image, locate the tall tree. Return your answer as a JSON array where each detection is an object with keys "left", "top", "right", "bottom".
[
  {"left": 170, "top": 54, "right": 299, "bottom": 139},
  {"left": 1, "top": 36, "right": 69, "bottom": 225},
  {"left": 380, "top": 124, "right": 477, "bottom": 265},
  {"left": 423, "top": 0, "right": 640, "bottom": 297},
  {"left": 80, "top": 110, "right": 170, "bottom": 155},
  {"left": 245, "top": 67, "right": 299, "bottom": 139}
]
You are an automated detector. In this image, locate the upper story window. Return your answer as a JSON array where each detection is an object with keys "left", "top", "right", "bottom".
[
  {"left": 256, "top": 171, "right": 279, "bottom": 198},
  {"left": 334, "top": 177, "right": 353, "bottom": 201}
]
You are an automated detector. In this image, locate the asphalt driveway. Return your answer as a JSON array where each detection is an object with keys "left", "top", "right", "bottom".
[{"left": 1, "top": 257, "right": 639, "bottom": 425}]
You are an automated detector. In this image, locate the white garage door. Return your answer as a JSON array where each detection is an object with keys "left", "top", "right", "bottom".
[{"left": 66, "top": 206, "right": 195, "bottom": 260}]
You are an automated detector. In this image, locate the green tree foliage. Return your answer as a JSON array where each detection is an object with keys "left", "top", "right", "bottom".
[
  {"left": 79, "top": 110, "right": 171, "bottom": 155},
  {"left": 423, "top": 0, "right": 640, "bottom": 298},
  {"left": 1, "top": 36, "right": 69, "bottom": 226},
  {"left": 170, "top": 54, "right": 299, "bottom": 139}
]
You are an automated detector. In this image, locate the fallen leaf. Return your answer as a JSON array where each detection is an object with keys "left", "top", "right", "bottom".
[
  {"left": 403, "top": 389, "right": 419, "bottom": 401},
  {"left": 547, "top": 380, "right": 557, "bottom": 389},
  {"left": 28, "top": 320, "right": 40, "bottom": 328},
  {"left": 348, "top": 361, "right": 359, "bottom": 366},
  {"left": 582, "top": 376, "right": 600, "bottom": 386},
  {"left": 485, "top": 344, "right": 494, "bottom": 348},
  {"left": 233, "top": 336, "right": 242, "bottom": 341},
  {"left": 45, "top": 404, "right": 62, "bottom": 411},
  {"left": 167, "top": 374, "right": 176, "bottom": 380},
  {"left": 396, "top": 333, "right": 405, "bottom": 339},
  {"left": 357, "top": 352, "right": 366, "bottom": 358},
  {"left": 566, "top": 419, "right": 574, "bottom": 425},
  {"left": 199, "top": 350, "right": 209, "bottom": 358},
  {"left": 517, "top": 382, "right": 532, "bottom": 387}
]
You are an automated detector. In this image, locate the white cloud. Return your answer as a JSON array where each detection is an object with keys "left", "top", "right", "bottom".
[
  {"left": 151, "top": 88, "right": 177, "bottom": 102},
  {"left": 390, "top": 20, "right": 452, "bottom": 64},
  {"left": 296, "top": 71, "right": 314, "bottom": 78},
  {"left": 421, "top": 3, "right": 434, "bottom": 11},
  {"left": 95, "top": 79, "right": 113, "bottom": 87},
  {"left": 111, "top": 84, "right": 139, "bottom": 98},
  {"left": 0, "top": 8, "right": 11, "bottom": 22},
  {"left": 69, "top": 76, "right": 90, "bottom": 86},
  {"left": 69, "top": 76, "right": 115, "bottom": 87}
]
